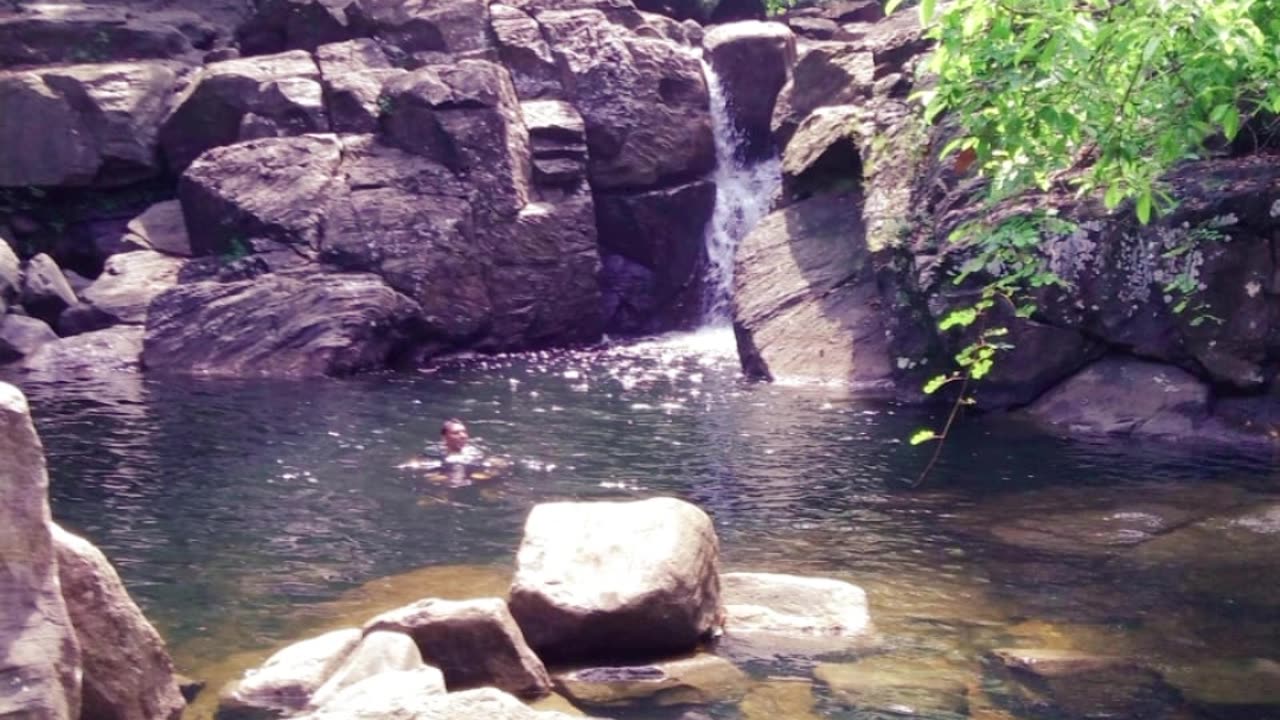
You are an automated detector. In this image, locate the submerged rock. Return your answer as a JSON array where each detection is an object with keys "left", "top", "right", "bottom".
[
  {"left": 721, "top": 572, "right": 870, "bottom": 635},
  {"left": 300, "top": 686, "right": 592, "bottom": 720},
  {"left": 816, "top": 656, "right": 973, "bottom": 718},
  {"left": 52, "top": 523, "right": 186, "bottom": 720},
  {"left": 0, "top": 381, "right": 81, "bottom": 719},
  {"left": 1163, "top": 658, "right": 1280, "bottom": 720},
  {"left": 986, "top": 648, "right": 1183, "bottom": 720},
  {"left": 509, "top": 498, "right": 721, "bottom": 663},
  {"left": 552, "top": 654, "right": 749, "bottom": 707}
]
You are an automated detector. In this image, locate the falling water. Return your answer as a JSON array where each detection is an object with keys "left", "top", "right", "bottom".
[{"left": 700, "top": 58, "right": 783, "bottom": 325}]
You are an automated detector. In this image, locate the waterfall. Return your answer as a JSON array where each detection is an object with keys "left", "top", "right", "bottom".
[{"left": 699, "top": 58, "right": 782, "bottom": 326}]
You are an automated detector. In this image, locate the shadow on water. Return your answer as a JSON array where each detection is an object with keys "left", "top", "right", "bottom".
[{"left": 17, "top": 328, "right": 1280, "bottom": 719}]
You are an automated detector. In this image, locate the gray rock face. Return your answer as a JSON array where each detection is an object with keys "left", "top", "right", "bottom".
[
  {"left": 732, "top": 192, "right": 900, "bottom": 393},
  {"left": 142, "top": 271, "right": 423, "bottom": 377},
  {"left": 179, "top": 134, "right": 343, "bottom": 257},
  {"left": 52, "top": 524, "right": 186, "bottom": 720},
  {"left": 81, "top": 251, "right": 185, "bottom": 325},
  {"left": 365, "top": 597, "right": 551, "bottom": 698},
  {"left": 522, "top": 100, "right": 589, "bottom": 190},
  {"left": 1026, "top": 357, "right": 1211, "bottom": 438},
  {"left": 771, "top": 43, "right": 874, "bottom": 147},
  {"left": 21, "top": 253, "right": 79, "bottom": 326},
  {"left": 537, "top": 7, "right": 714, "bottom": 189},
  {"left": 0, "top": 4, "right": 197, "bottom": 68},
  {"left": 315, "top": 39, "right": 405, "bottom": 134},
  {"left": 381, "top": 60, "right": 532, "bottom": 221},
  {"left": 306, "top": 631, "right": 425, "bottom": 710},
  {"left": 597, "top": 180, "right": 715, "bottom": 334},
  {"left": 0, "top": 381, "right": 81, "bottom": 720},
  {"left": 122, "top": 200, "right": 192, "bottom": 257},
  {"left": 159, "top": 50, "right": 326, "bottom": 172},
  {"left": 492, "top": 5, "right": 564, "bottom": 100},
  {"left": 0, "top": 315, "right": 59, "bottom": 363},
  {"left": 702, "top": 21, "right": 796, "bottom": 162},
  {"left": 509, "top": 498, "right": 722, "bottom": 663},
  {"left": 0, "top": 61, "right": 181, "bottom": 187},
  {"left": 219, "top": 629, "right": 362, "bottom": 716}
]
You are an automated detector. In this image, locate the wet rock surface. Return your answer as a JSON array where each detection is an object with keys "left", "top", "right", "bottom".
[{"left": 553, "top": 653, "right": 749, "bottom": 707}]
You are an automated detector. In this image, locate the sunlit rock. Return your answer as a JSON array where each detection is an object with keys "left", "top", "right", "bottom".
[
  {"left": 218, "top": 628, "right": 361, "bottom": 717},
  {"left": 0, "top": 381, "right": 81, "bottom": 719},
  {"left": 552, "top": 654, "right": 748, "bottom": 707},
  {"left": 306, "top": 631, "right": 424, "bottom": 709},
  {"left": 159, "top": 50, "right": 325, "bottom": 172},
  {"left": 702, "top": 21, "right": 795, "bottom": 162},
  {"left": 121, "top": 200, "right": 192, "bottom": 258},
  {"left": 364, "top": 597, "right": 551, "bottom": 698},
  {"left": 0, "top": 61, "right": 183, "bottom": 187},
  {"left": 52, "top": 523, "right": 185, "bottom": 720},
  {"left": 770, "top": 43, "right": 874, "bottom": 147},
  {"left": 179, "top": 134, "right": 342, "bottom": 257},
  {"left": 0, "top": 238, "right": 17, "bottom": 313},
  {"left": 80, "top": 250, "right": 185, "bottom": 326},
  {"left": 509, "top": 497, "right": 721, "bottom": 662},
  {"left": 722, "top": 572, "right": 870, "bottom": 635}
]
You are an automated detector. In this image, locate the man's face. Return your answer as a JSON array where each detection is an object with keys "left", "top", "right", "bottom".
[{"left": 443, "top": 422, "right": 469, "bottom": 453}]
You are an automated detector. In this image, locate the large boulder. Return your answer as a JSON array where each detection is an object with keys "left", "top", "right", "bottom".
[
  {"left": 80, "top": 251, "right": 185, "bottom": 326},
  {"left": 597, "top": 180, "right": 716, "bottom": 334},
  {"left": 702, "top": 21, "right": 795, "bottom": 162},
  {"left": 732, "top": 192, "right": 905, "bottom": 393},
  {"left": 508, "top": 498, "right": 722, "bottom": 663},
  {"left": 771, "top": 43, "right": 875, "bottom": 147},
  {"left": 365, "top": 597, "right": 551, "bottom": 697},
  {"left": 0, "top": 61, "right": 181, "bottom": 187},
  {"left": 51, "top": 523, "right": 185, "bottom": 720},
  {"left": 159, "top": 50, "right": 326, "bottom": 173},
  {"left": 0, "top": 381, "right": 81, "bottom": 719},
  {"left": 219, "top": 628, "right": 362, "bottom": 716},
  {"left": 142, "top": 271, "right": 424, "bottom": 377},
  {"left": 179, "top": 134, "right": 343, "bottom": 257},
  {"left": 536, "top": 8, "right": 714, "bottom": 189}
]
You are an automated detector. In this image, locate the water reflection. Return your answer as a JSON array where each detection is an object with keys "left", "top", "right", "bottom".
[{"left": 17, "top": 328, "right": 1280, "bottom": 720}]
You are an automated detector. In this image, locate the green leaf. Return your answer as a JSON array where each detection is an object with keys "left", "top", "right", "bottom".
[
  {"left": 923, "top": 374, "right": 953, "bottom": 394},
  {"left": 939, "top": 307, "right": 979, "bottom": 331},
  {"left": 920, "top": 0, "right": 936, "bottom": 24},
  {"left": 910, "top": 429, "right": 939, "bottom": 446},
  {"left": 1136, "top": 190, "right": 1153, "bottom": 224},
  {"left": 885, "top": 0, "right": 904, "bottom": 14}
]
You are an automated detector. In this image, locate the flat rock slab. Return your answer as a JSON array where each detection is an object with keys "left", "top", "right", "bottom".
[
  {"left": 552, "top": 654, "right": 749, "bottom": 707},
  {"left": 219, "top": 628, "right": 361, "bottom": 716}
]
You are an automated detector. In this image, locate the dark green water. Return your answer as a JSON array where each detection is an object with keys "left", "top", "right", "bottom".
[{"left": 22, "top": 329, "right": 1280, "bottom": 719}]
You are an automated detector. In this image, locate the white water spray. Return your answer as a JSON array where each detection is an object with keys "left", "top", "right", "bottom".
[{"left": 699, "top": 58, "right": 783, "bottom": 326}]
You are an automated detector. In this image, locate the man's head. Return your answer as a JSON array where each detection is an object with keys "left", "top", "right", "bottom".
[{"left": 441, "top": 418, "right": 469, "bottom": 453}]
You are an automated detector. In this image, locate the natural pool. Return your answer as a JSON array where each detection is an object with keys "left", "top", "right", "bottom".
[{"left": 23, "top": 329, "right": 1280, "bottom": 719}]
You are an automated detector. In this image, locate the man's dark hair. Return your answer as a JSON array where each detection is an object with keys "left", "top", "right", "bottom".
[{"left": 441, "top": 418, "right": 465, "bottom": 435}]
